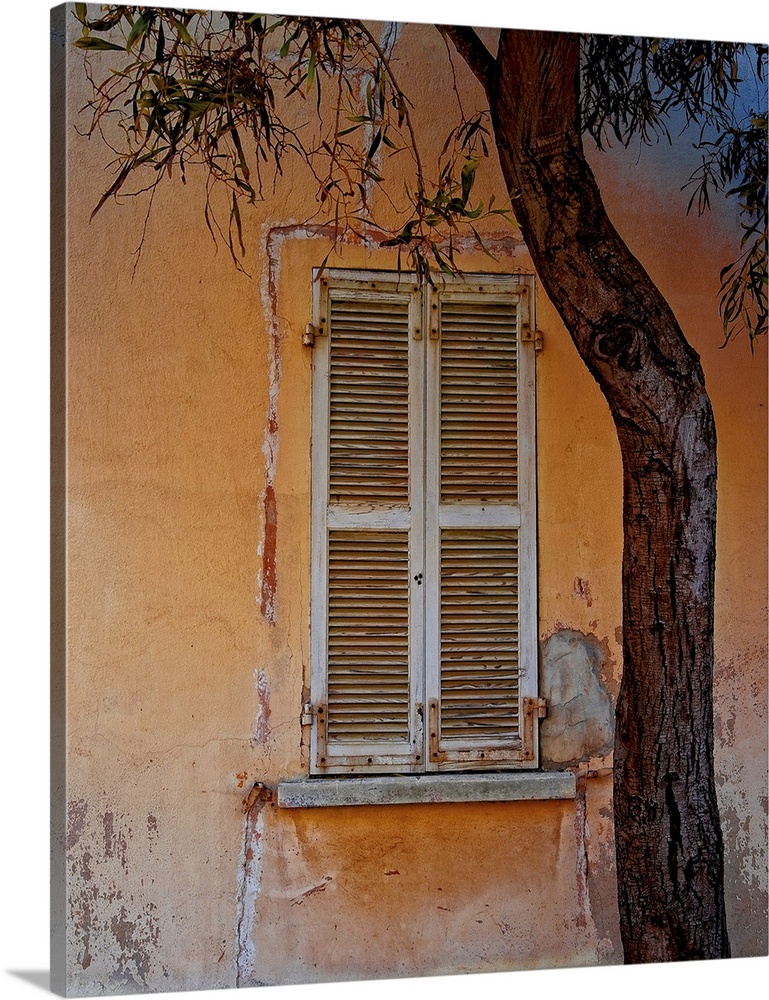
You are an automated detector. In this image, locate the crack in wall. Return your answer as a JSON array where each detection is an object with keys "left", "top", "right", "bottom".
[
  {"left": 574, "top": 776, "right": 596, "bottom": 936},
  {"left": 235, "top": 795, "right": 267, "bottom": 988}
]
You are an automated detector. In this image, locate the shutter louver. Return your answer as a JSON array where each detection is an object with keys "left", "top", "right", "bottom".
[
  {"left": 327, "top": 530, "right": 411, "bottom": 744},
  {"left": 329, "top": 295, "right": 410, "bottom": 503},
  {"left": 440, "top": 299, "right": 518, "bottom": 503},
  {"left": 439, "top": 529, "right": 520, "bottom": 742}
]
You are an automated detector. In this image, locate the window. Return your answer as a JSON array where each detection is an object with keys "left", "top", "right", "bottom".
[{"left": 309, "top": 269, "right": 539, "bottom": 775}]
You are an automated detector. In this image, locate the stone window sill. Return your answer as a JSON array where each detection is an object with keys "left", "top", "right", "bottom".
[{"left": 277, "top": 771, "right": 576, "bottom": 808}]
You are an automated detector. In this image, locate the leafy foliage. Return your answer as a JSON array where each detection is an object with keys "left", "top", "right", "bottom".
[
  {"left": 73, "top": 5, "right": 511, "bottom": 277},
  {"left": 581, "top": 35, "right": 767, "bottom": 343},
  {"left": 74, "top": 8, "right": 766, "bottom": 340}
]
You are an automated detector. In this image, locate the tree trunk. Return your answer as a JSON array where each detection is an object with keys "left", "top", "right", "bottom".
[{"left": 453, "top": 28, "right": 730, "bottom": 961}]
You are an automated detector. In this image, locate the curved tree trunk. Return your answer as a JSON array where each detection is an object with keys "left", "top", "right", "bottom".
[{"left": 446, "top": 26, "right": 729, "bottom": 961}]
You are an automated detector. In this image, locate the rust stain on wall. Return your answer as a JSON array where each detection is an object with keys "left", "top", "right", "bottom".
[{"left": 259, "top": 483, "right": 278, "bottom": 621}]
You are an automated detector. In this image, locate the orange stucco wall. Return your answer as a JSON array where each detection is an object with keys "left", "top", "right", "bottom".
[{"left": 57, "top": 10, "right": 767, "bottom": 995}]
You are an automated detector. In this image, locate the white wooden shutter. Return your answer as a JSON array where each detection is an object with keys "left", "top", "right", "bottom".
[
  {"left": 425, "top": 279, "right": 538, "bottom": 769},
  {"left": 310, "top": 270, "right": 538, "bottom": 775},
  {"left": 310, "top": 271, "right": 424, "bottom": 773}
]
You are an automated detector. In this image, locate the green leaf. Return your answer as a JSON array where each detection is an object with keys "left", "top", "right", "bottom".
[
  {"left": 74, "top": 3, "right": 87, "bottom": 25},
  {"left": 470, "top": 226, "right": 497, "bottom": 260},
  {"left": 460, "top": 158, "right": 479, "bottom": 205},
  {"left": 307, "top": 48, "right": 317, "bottom": 90},
  {"left": 126, "top": 13, "right": 152, "bottom": 53},
  {"left": 367, "top": 129, "right": 382, "bottom": 160},
  {"left": 171, "top": 17, "right": 193, "bottom": 47},
  {"left": 337, "top": 124, "right": 363, "bottom": 137},
  {"left": 73, "top": 37, "right": 126, "bottom": 52}
]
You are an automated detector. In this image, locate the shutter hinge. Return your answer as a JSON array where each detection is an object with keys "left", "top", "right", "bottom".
[
  {"left": 522, "top": 697, "right": 548, "bottom": 762},
  {"left": 429, "top": 299, "right": 440, "bottom": 340},
  {"left": 524, "top": 696, "right": 548, "bottom": 719},
  {"left": 303, "top": 323, "right": 318, "bottom": 347},
  {"left": 301, "top": 701, "right": 315, "bottom": 726},
  {"left": 521, "top": 324, "right": 544, "bottom": 351},
  {"left": 428, "top": 699, "right": 447, "bottom": 762}
]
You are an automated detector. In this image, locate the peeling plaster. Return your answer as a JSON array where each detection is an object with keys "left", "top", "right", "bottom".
[
  {"left": 573, "top": 778, "right": 590, "bottom": 931},
  {"left": 66, "top": 800, "right": 168, "bottom": 989},
  {"left": 256, "top": 222, "right": 336, "bottom": 624},
  {"left": 713, "top": 648, "right": 769, "bottom": 954},
  {"left": 235, "top": 794, "right": 267, "bottom": 987},
  {"left": 253, "top": 667, "right": 272, "bottom": 747}
]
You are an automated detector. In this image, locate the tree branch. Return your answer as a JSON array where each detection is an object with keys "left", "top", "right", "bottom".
[{"left": 438, "top": 24, "right": 496, "bottom": 97}]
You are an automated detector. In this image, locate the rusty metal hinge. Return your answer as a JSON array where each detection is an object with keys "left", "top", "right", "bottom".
[
  {"left": 428, "top": 699, "right": 447, "bottom": 763},
  {"left": 523, "top": 696, "right": 548, "bottom": 719},
  {"left": 429, "top": 299, "right": 440, "bottom": 340},
  {"left": 521, "top": 697, "right": 548, "bottom": 762},
  {"left": 301, "top": 701, "right": 314, "bottom": 726},
  {"left": 303, "top": 323, "right": 318, "bottom": 347},
  {"left": 521, "top": 324, "right": 544, "bottom": 351}
]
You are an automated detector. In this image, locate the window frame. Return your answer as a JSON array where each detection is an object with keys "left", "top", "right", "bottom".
[{"left": 309, "top": 268, "right": 539, "bottom": 775}]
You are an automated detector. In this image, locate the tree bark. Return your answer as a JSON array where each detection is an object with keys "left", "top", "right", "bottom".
[{"left": 447, "top": 27, "right": 730, "bottom": 961}]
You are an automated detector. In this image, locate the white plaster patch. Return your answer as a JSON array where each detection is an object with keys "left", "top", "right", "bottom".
[{"left": 235, "top": 802, "right": 265, "bottom": 987}]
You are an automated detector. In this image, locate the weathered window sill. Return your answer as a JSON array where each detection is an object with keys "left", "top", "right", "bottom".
[{"left": 276, "top": 771, "right": 576, "bottom": 808}]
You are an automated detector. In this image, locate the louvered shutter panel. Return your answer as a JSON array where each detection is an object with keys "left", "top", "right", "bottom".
[
  {"left": 439, "top": 298, "right": 518, "bottom": 503},
  {"left": 326, "top": 530, "right": 410, "bottom": 743},
  {"left": 425, "top": 283, "right": 538, "bottom": 769},
  {"left": 328, "top": 295, "right": 410, "bottom": 503},
  {"left": 310, "top": 273, "right": 424, "bottom": 773},
  {"left": 439, "top": 528, "right": 520, "bottom": 740}
]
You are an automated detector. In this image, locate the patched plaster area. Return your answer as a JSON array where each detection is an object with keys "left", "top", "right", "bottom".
[{"left": 540, "top": 629, "right": 614, "bottom": 769}]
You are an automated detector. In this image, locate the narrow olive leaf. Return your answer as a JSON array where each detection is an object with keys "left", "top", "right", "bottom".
[
  {"left": 74, "top": 37, "right": 126, "bottom": 52},
  {"left": 367, "top": 129, "right": 382, "bottom": 160},
  {"left": 126, "top": 13, "right": 152, "bottom": 53},
  {"left": 171, "top": 17, "right": 193, "bottom": 47},
  {"left": 470, "top": 226, "right": 497, "bottom": 260},
  {"left": 307, "top": 48, "right": 317, "bottom": 90},
  {"left": 460, "top": 157, "right": 479, "bottom": 205},
  {"left": 74, "top": 3, "right": 87, "bottom": 25}
]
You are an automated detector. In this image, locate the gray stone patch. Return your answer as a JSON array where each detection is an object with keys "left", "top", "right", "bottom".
[{"left": 540, "top": 629, "right": 614, "bottom": 768}]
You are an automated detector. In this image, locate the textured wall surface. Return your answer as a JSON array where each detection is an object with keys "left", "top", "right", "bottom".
[{"left": 56, "top": 8, "right": 767, "bottom": 995}]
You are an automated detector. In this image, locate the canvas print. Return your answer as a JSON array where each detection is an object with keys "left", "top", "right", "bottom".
[{"left": 51, "top": 3, "right": 768, "bottom": 995}]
